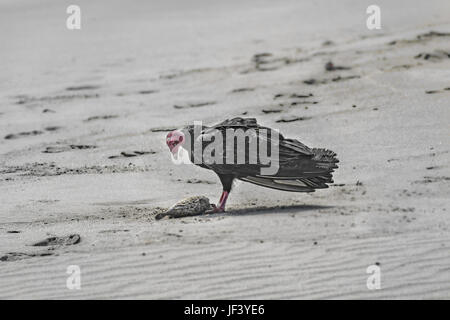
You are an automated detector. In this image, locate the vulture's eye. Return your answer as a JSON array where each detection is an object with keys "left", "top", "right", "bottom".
[{"left": 179, "top": 136, "right": 183, "bottom": 142}]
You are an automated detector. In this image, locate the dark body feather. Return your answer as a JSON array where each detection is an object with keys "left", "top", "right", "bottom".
[{"left": 181, "top": 117, "right": 338, "bottom": 193}]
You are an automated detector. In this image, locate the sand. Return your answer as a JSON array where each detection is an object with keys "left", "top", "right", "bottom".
[{"left": 0, "top": 0, "right": 449, "bottom": 299}]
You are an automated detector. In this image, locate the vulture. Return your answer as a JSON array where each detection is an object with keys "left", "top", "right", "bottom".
[{"left": 166, "top": 117, "right": 338, "bottom": 212}]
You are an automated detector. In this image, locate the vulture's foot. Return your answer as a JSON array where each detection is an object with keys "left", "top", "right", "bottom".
[
  {"left": 205, "top": 204, "right": 225, "bottom": 214},
  {"left": 205, "top": 191, "right": 229, "bottom": 214}
]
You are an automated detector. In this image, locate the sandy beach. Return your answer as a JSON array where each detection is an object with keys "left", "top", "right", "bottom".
[{"left": 0, "top": 0, "right": 449, "bottom": 299}]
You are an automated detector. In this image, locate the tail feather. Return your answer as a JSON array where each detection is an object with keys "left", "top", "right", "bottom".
[
  {"left": 311, "top": 148, "right": 339, "bottom": 170},
  {"left": 238, "top": 148, "right": 338, "bottom": 192}
]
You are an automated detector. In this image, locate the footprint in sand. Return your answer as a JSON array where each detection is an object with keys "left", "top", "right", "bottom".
[
  {"left": 4, "top": 130, "right": 44, "bottom": 140},
  {"left": 274, "top": 93, "right": 313, "bottom": 100},
  {"left": 325, "top": 61, "right": 351, "bottom": 71},
  {"left": 173, "top": 101, "right": 216, "bottom": 109},
  {"left": 42, "top": 144, "right": 97, "bottom": 153},
  {"left": 138, "top": 90, "right": 158, "bottom": 95},
  {"left": 0, "top": 252, "right": 54, "bottom": 262},
  {"left": 66, "top": 85, "right": 101, "bottom": 91},
  {"left": 243, "top": 52, "right": 308, "bottom": 73},
  {"left": 414, "top": 50, "right": 450, "bottom": 61},
  {"left": 15, "top": 93, "right": 100, "bottom": 105},
  {"left": 388, "top": 31, "right": 450, "bottom": 46},
  {"left": 273, "top": 93, "right": 318, "bottom": 106},
  {"left": 0, "top": 234, "right": 81, "bottom": 262},
  {"left": 263, "top": 93, "right": 317, "bottom": 114},
  {"left": 5, "top": 126, "right": 63, "bottom": 140},
  {"left": 108, "top": 151, "right": 156, "bottom": 159},
  {"left": 414, "top": 176, "right": 450, "bottom": 184},
  {"left": 262, "top": 109, "right": 283, "bottom": 114},
  {"left": 425, "top": 87, "right": 450, "bottom": 94},
  {"left": 150, "top": 127, "right": 177, "bottom": 132},
  {"left": 44, "top": 126, "right": 62, "bottom": 132},
  {"left": 32, "top": 234, "right": 81, "bottom": 247},
  {"left": 276, "top": 115, "right": 312, "bottom": 123},
  {"left": 230, "top": 88, "right": 255, "bottom": 93},
  {"left": 304, "top": 75, "right": 360, "bottom": 85},
  {"left": 84, "top": 115, "right": 118, "bottom": 122}
]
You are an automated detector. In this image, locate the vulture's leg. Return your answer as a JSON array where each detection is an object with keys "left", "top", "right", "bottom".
[
  {"left": 217, "top": 190, "right": 229, "bottom": 210},
  {"left": 207, "top": 174, "right": 234, "bottom": 213}
]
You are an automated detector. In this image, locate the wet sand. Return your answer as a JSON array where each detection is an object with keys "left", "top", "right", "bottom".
[{"left": 0, "top": 0, "right": 449, "bottom": 299}]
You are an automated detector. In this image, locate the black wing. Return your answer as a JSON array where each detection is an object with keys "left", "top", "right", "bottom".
[{"left": 197, "top": 117, "right": 339, "bottom": 192}]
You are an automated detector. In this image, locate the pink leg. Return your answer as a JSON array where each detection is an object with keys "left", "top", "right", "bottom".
[
  {"left": 217, "top": 191, "right": 229, "bottom": 211},
  {"left": 207, "top": 191, "right": 229, "bottom": 213}
]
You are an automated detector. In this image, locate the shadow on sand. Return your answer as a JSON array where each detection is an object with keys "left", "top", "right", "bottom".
[{"left": 223, "top": 204, "right": 333, "bottom": 217}]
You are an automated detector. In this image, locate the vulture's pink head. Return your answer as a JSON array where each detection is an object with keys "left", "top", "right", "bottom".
[{"left": 166, "top": 130, "right": 185, "bottom": 155}]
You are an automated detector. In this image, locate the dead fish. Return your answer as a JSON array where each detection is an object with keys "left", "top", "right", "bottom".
[{"left": 155, "top": 196, "right": 211, "bottom": 220}]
